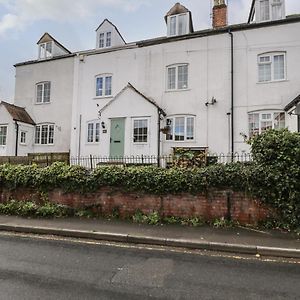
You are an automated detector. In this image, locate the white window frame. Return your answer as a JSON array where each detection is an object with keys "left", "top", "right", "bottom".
[
  {"left": 258, "top": 52, "right": 286, "bottom": 83},
  {"left": 132, "top": 118, "right": 149, "bottom": 144},
  {"left": 258, "top": 0, "right": 284, "bottom": 22},
  {"left": 167, "top": 13, "right": 189, "bottom": 36},
  {"left": 35, "top": 123, "right": 55, "bottom": 145},
  {"left": 20, "top": 131, "right": 27, "bottom": 145},
  {"left": 248, "top": 111, "right": 285, "bottom": 137},
  {"left": 165, "top": 115, "right": 195, "bottom": 142},
  {"left": 39, "top": 42, "right": 53, "bottom": 59},
  {"left": 87, "top": 121, "right": 100, "bottom": 144},
  {"left": 0, "top": 125, "right": 8, "bottom": 146},
  {"left": 36, "top": 81, "right": 51, "bottom": 104},
  {"left": 95, "top": 74, "right": 112, "bottom": 98},
  {"left": 166, "top": 64, "right": 189, "bottom": 91},
  {"left": 99, "top": 32, "right": 112, "bottom": 48}
]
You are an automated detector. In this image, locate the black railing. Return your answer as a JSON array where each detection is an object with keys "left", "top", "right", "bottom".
[{"left": 70, "top": 153, "right": 252, "bottom": 169}]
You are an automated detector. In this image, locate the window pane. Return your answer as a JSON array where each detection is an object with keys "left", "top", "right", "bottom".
[
  {"left": 178, "top": 14, "right": 187, "bottom": 35},
  {"left": 99, "top": 33, "right": 104, "bottom": 48},
  {"left": 272, "top": 2, "right": 282, "bottom": 20},
  {"left": 39, "top": 44, "right": 45, "bottom": 58},
  {"left": 41, "top": 125, "right": 48, "bottom": 144},
  {"left": 37, "top": 84, "right": 43, "bottom": 103},
  {"left": 258, "top": 63, "right": 271, "bottom": 82},
  {"left": 87, "top": 123, "right": 94, "bottom": 142},
  {"left": 274, "top": 55, "right": 284, "bottom": 80},
  {"left": 20, "top": 132, "right": 26, "bottom": 144},
  {"left": 0, "top": 126, "right": 7, "bottom": 146},
  {"left": 106, "top": 32, "right": 111, "bottom": 47},
  {"left": 178, "top": 65, "right": 188, "bottom": 89},
  {"left": 170, "top": 16, "right": 176, "bottom": 36},
  {"left": 175, "top": 117, "right": 185, "bottom": 141},
  {"left": 95, "top": 123, "right": 100, "bottom": 142},
  {"left": 105, "top": 76, "right": 112, "bottom": 96},
  {"left": 167, "top": 67, "right": 176, "bottom": 90},
  {"left": 35, "top": 126, "right": 40, "bottom": 144},
  {"left": 45, "top": 42, "right": 52, "bottom": 57},
  {"left": 186, "top": 117, "right": 194, "bottom": 140},
  {"left": 96, "top": 77, "right": 103, "bottom": 97},
  {"left": 260, "top": 0, "right": 270, "bottom": 21},
  {"left": 274, "top": 112, "right": 285, "bottom": 129},
  {"left": 48, "top": 125, "right": 54, "bottom": 144},
  {"left": 248, "top": 114, "right": 259, "bottom": 137},
  {"left": 43, "top": 82, "right": 51, "bottom": 103}
]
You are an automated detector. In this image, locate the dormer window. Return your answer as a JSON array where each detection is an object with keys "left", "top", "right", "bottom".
[
  {"left": 168, "top": 13, "right": 188, "bottom": 36},
  {"left": 99, "top": 32, "right": 112, "bottom": 48},
  {"left": 258, "top": 0, "right": 285, "bottom": 22},
  {"left": 39, "top": 42, "right": 52, "bottom": 59},
  {"left": 165, "top": 3, "right": 193, "bottom": 37}
]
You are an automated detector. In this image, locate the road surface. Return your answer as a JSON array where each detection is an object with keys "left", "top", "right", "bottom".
[{"left": 0, "top": 233, "right": 299, "bottom": 300}]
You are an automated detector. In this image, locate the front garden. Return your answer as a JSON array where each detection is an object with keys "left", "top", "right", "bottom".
[{"left": 0, "top": 129, "right": 299, "bottom": 232}]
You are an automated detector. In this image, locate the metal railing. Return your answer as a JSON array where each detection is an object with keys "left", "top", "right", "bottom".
[{"left": 70, "top": 153, "right": 252, "bottom": 169}]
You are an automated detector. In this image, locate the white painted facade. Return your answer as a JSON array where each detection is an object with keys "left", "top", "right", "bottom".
[{"left": 1, "top": 0, "right": 300, "bottom": 157}]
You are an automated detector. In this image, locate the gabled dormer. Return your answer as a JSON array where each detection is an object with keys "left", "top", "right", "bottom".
[
  {"left": 248, "top": 0, "right": 286, "bottom": 23},
  {"left": 37, "top": 33, "right": 71, "bottom": 60},
  {"left": 165, "top": 2, "right": 194, "bottom": 37},
  {"left": 95, "top": 19, "right": 126, "bottom": 49}
]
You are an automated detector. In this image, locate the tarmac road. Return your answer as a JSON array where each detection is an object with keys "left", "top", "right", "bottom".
[{"left": 0, "top": 233, "right": 299, "bottom": 300}]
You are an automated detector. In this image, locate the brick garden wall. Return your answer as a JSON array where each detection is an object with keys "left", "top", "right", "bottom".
[{"left": 0, "top": 187, "right": 273, "bottom": 225}]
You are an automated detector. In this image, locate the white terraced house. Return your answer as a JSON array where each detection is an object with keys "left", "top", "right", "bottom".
[{"left": 1, "top": 0, "right": 300, "bottom": 159}]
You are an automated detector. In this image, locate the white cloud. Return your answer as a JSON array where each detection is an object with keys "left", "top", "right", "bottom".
[{"left": 0, "top": 0, "right": 150, "bottom": 36}]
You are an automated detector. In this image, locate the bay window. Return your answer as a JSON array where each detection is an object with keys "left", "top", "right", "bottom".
[
  {"left": 166, "top": 116, "right": 195, "bottom": 141},
  {"left": 248, "top": 111, "right": 285, "bottom": 137}
]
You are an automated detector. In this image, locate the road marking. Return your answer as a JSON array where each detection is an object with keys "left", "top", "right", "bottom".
[{"left": 0, "top": 231, "right": 299, "bottom": 265}]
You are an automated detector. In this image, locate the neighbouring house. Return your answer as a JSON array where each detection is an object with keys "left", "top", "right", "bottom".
[
  {"left": 1, "top": 0, "right": 300, "bottom": 158},
  {"left": 0, "top": 101, "right": 35, "bottom": 156}
]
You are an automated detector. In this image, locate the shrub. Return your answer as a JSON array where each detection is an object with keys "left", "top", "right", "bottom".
[{"left": 248, "top": 129, "right": 300, "bottom": 229}]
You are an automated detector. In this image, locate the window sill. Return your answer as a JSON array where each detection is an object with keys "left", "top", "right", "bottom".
[
  {"left": 35, "top": 102, "right": 51, "bottom": 105},
  {"left": 165, "top": 140, "right": 196, "bottom": 143},
  {"left": 93, "top": 96, "right": 113, "bottom": 100},
  {"left": 257, "top": 79, "right": 288, "bottom": 85},
  {"left": 165, "top": 88, "right": 190, "bottom": 93},
  {"left": 34, "top": 144, "right": 55, "bottom": 146},
  {"left": 86, "top": 142, "right": 100, "bottom": 145}
]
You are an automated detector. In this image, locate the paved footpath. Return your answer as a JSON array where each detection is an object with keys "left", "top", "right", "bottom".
[{"left": 0, "top": 215, "right": 299, "bottom": 258}]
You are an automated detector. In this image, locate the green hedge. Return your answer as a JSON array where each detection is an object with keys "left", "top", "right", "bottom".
[{"left": 0, "top": 162, "right": 252, "bottom": 195}]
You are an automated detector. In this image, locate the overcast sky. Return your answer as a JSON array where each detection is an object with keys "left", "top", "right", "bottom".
[{"left": 1, "top": 0, "right": 300, "bottom": 101}]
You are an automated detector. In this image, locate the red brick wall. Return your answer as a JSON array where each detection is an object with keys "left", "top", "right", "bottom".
[
  {"left": 0, "top": 187, "right": 273, "bottom": 225},
  {"left": 213, "top": 4, "right": 228, "bottom": 28}
]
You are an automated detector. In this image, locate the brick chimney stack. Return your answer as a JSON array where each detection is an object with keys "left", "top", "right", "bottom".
[{"left": 212, "top": 0, "right": 228, "bottom": 29}]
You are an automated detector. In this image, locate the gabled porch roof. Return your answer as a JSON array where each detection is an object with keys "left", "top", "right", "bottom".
[{"left": 99, "top": 83, "right": 166, "bottom": 117}]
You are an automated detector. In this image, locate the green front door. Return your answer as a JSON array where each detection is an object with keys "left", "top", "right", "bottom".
[{"left": 110, "top": 118, "right": 125, "bottom": 157}]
